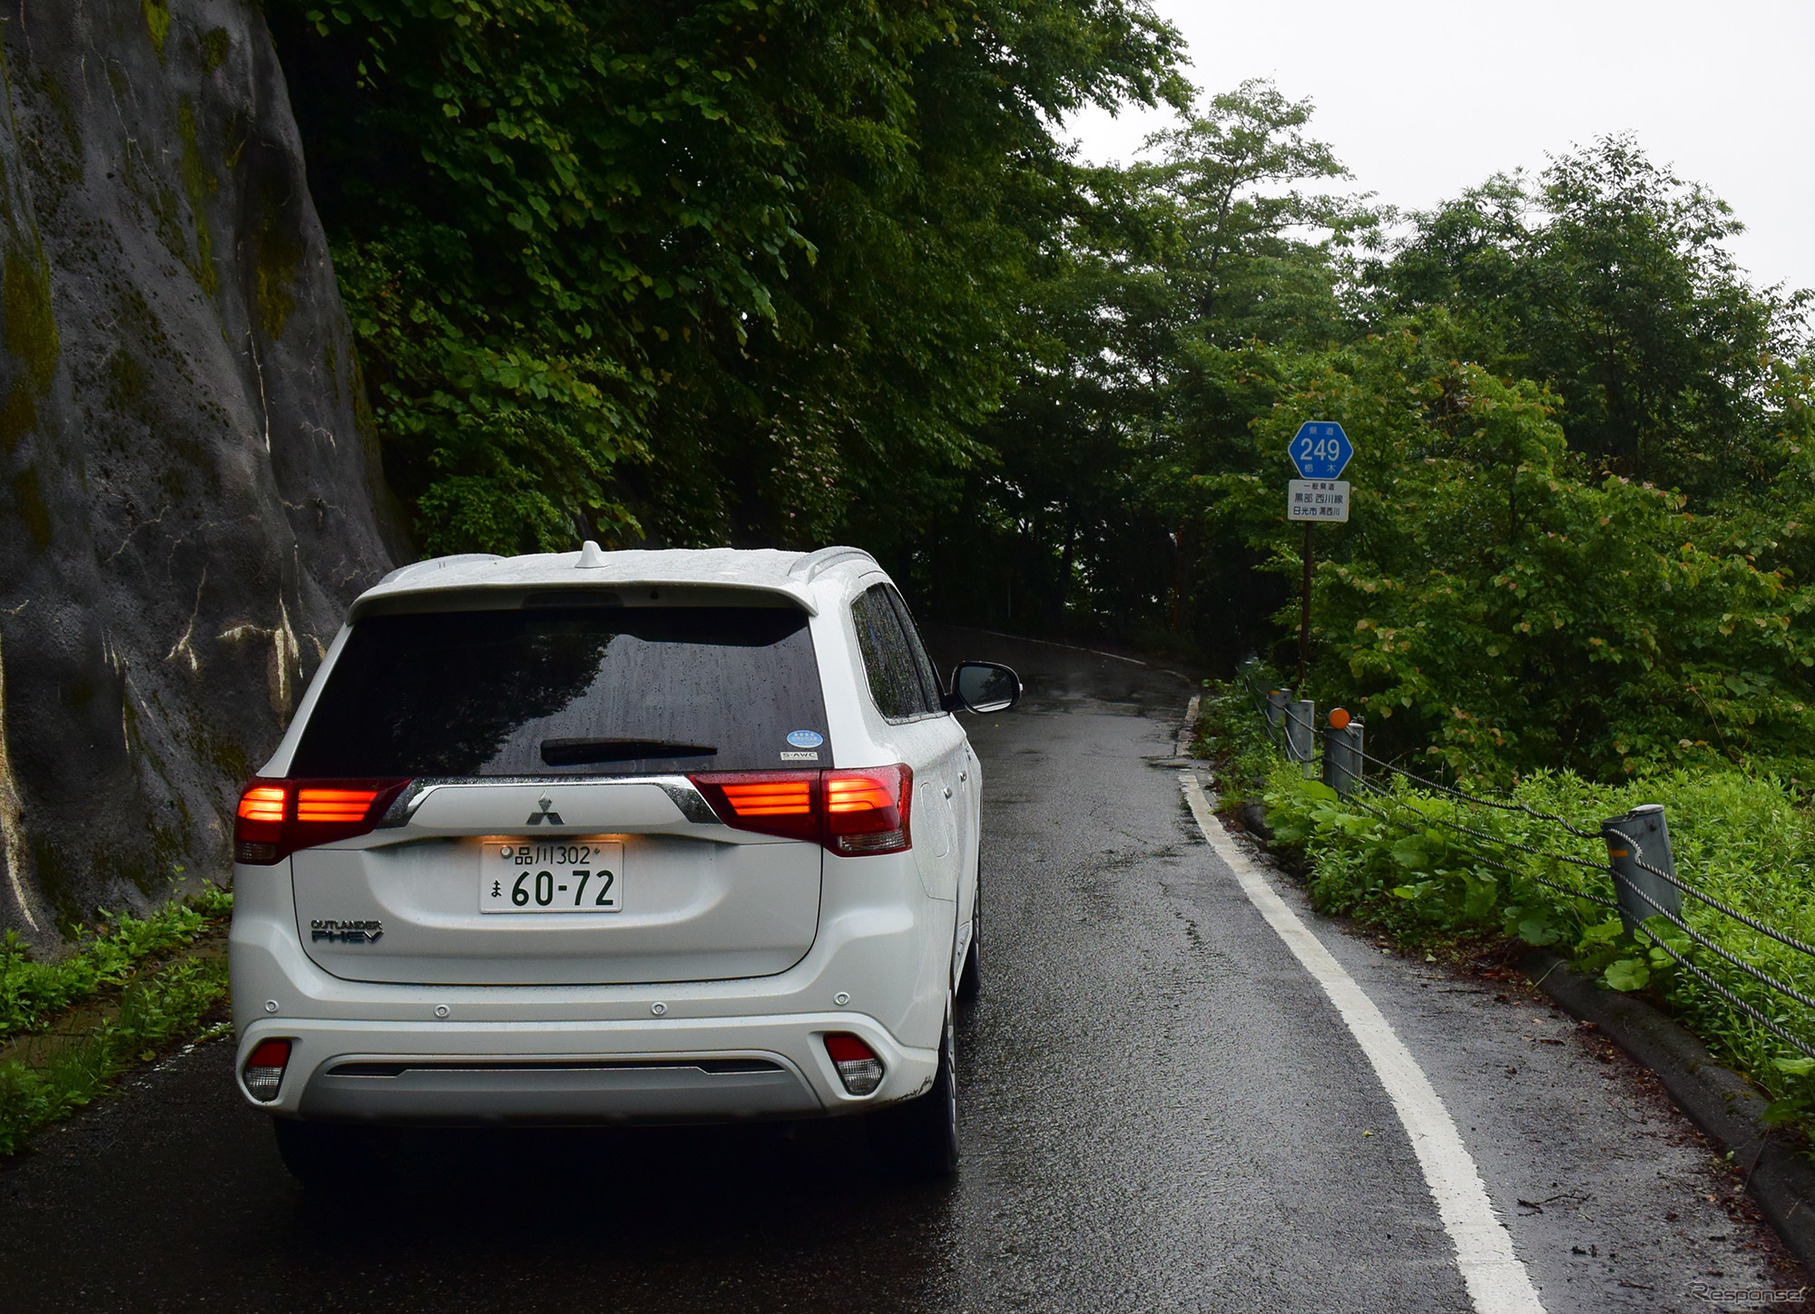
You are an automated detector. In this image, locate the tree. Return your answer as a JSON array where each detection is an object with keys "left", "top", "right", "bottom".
[
  {"left": 919, "top": 80, "right": 1365, "bottom": 648},
  {"left": 1138, "top": 78, "right": 1366, "bottom": 348},
  {"left": 267, "top": 0, "right": 1188, "bottom": 555},
  {"left": 1377, "top": 135, "right": 1811, "bottom": 500}
]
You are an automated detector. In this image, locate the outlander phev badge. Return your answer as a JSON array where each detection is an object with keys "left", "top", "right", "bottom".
[
  {"left": 526, "top": 793, "right": 564, "bottom": 826},
  {"left": 311, "top": 919, "right": 383, "bottom": 944}
]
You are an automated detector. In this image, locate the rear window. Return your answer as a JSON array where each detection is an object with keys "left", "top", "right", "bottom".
[{"left": 288, "top": 605, "right": 832, "bottom": 778}]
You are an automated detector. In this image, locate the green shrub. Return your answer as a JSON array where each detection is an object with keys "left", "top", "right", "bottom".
[
  {"left": 0, "top": 956, "right": 230, "bottom": 1156},
  {"left": 1261, "top": 757, "right": 1815, "bottom": 1132},
  {"left": 0, "top": 889, "right": 231, "bottom": 1044}
]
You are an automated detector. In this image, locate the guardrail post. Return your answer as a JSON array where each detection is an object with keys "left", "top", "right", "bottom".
[
  {"left": 1322, "top": 717, "right": 1364, "bottom": 798},
  {"left": 1285, "top": 699, "right": 1315, "bottom": 765},
  {"left": 1601, "top": 803, "right": 1682, "bottom": 936},
  {"left": 1266, "top": 689, "right": 1291, "bottom": 731}
]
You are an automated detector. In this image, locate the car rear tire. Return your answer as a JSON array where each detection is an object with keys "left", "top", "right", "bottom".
[{"left": 873, "top": 1007, "right": 958, "bottom": 1180}]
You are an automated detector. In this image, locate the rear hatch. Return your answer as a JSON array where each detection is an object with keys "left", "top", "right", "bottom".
[{"left": 282, "top": 594, "right": 833, "bottom": 986}]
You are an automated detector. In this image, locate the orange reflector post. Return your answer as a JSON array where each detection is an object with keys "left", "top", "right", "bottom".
[
  {"left": 237, "top": 785, "right": 288, "bottom": 823},
  {"left": 1329, "top": 708, "right": 1351, "bottom": 730}
]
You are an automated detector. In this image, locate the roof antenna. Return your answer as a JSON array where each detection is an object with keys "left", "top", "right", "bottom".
[{"left": 577, "top": 540, "right": 608, "bottom": 569}]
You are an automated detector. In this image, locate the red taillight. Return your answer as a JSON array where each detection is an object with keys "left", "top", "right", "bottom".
[
  {"left": 824, "top": 766, "right": 912, "bottom": 855},
  {"left": 237, "top": 787, "right": 286, "bottom": 824},
  {"left": 234, "top": 778, "right": 411, "bottom": 865},
  {"left": 243, "top": 1038, "right": 292, "bottom": 1102},
  {"left": 826, "top": 777, "right": 893, "bottom": 813},
  {"left": 689, "top": 766, "right": 912, "bottom": 855},
  {"left": 823, "top": 1033, "right": 884, "bottom": 1095},
  {"left": 689, "top": 771, "right": 821, "bottom": 843},
  {"left": 719, "top": 779, "right": 813, "bottom": 816},
  {"left": 296, "top": 788, "right": 383, "bottom": 823}
]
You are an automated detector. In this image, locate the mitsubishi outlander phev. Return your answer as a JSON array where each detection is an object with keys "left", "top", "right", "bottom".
[{"left": 227, "top": 544, "right": 1019, "bottom": 1181}]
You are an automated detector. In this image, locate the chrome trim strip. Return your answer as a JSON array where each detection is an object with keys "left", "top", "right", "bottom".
[{"left": 380, "top": 775, "right": 722, "bottom": 827}]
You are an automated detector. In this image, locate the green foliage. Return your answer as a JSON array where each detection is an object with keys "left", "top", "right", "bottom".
[
  {"left": 1373, "top": 137, "right": 1811, "bottom": 500},
  {"left": 1195, "top": 325, "right": 1815, "bottom": 782},
  {"left": 0, "top": 958, "right": 229, "bottom": 1157},
  {"left": 1192, "top": 674, "right": 1283, "bottom": 808},
  {"left": 912, "top": 102, "right": 1815, "bottom": 784},
  {"left": 1258, "top": 752, "right": 1815, "bottom": 1140},
  {"left": 0, "top": 890, "right": 231, "bottom": 1044},
  {"left": 1137, "top": 79, "right": 1369, "bottom": 350},
  {"left": 919, "top": 79, "right": 1357, "bottom": 641},
  {"left": 268, "top": 0, "right": 1186, "bottom": 555}
]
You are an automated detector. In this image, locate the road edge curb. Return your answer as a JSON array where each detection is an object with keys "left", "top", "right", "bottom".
[{"left": 1526, "top": 950, "right": 1815, "bottom": 1276}]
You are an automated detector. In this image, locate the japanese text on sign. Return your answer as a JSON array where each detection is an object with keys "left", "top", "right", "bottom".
[
  {"left": 1287, "top": 421, "right": 1353, "bottom": 479},
  {"left": 1287, "top": 479, "right": 1350, "bottom": 523}
]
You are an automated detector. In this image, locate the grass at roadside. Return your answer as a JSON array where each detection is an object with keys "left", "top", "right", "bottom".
[
  {"left": 1198, "top": 676, "right": 1815, "bottom": 1149},
  {"left": 0, "top": 891, "right": 233, "bottom": 1156},
  {"left": 1, "top": 888, "right": 232, "bottom": 1043}
]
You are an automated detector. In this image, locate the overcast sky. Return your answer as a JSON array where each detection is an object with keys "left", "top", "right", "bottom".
[{"left": 1064, "top": 0, "right": 1815, "bottom": 298}]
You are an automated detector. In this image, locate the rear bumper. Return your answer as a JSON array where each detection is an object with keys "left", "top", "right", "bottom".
[
  {"left": 230, "top": 839, "right": 960, "bottom": 1124},
  {"left": 237, "top": 1013, "right": 938, "bottom": 1122}
]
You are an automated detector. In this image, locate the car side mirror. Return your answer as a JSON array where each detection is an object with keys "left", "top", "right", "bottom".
[{"left": 945, "top": 662, "right": 1021, "bottom": 714}]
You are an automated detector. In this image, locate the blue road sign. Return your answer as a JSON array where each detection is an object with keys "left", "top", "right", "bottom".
[{"left": 1287, "top": 421, "right": 1353, "bottom": 480}]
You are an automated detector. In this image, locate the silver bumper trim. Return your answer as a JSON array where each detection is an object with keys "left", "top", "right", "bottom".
[{"left": 298, "top": 1054, "right": 821, "bottom": 1124}]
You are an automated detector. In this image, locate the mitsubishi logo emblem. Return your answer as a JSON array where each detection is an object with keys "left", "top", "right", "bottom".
[{"left": 526, "top": 793, "right": 564, "bottom": 826}]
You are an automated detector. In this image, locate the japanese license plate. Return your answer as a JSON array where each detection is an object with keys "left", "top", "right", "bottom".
[{"left": 480, "top": 839, "right": 624, "bottom": 914}]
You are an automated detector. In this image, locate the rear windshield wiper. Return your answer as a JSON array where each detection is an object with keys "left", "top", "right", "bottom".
[{"left": 540, "top": 738, "right": 719, "bottom": 767}]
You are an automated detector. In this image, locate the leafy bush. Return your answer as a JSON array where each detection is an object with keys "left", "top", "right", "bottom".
[
  {"left": 0, "top": 957, "right": 229, "bottom": 1157},
  {"left": 0, "top": 890, "right": 231, "bottom": 1044},
  {"left": 1260, "top": 754, "right": 1815, "bottom": 1133},
  {"left": 1195, "top": 326, "right": 1815, "bottom": 784}
]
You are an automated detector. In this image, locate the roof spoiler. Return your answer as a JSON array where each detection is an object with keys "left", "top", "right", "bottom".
[{"left": 788, "top": 546, "right": 878, "bottom": 583}]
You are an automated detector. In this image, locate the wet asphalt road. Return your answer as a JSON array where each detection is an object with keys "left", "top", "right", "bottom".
[{"left": 1, "top": 633, "right": 1806, "bottom": 1312}]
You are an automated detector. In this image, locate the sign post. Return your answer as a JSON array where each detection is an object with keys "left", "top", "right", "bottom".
[{"left": 1285, "top": 422, "right": 1354, "bottom": 685}]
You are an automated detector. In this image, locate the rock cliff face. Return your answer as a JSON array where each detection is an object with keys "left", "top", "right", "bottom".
[{"left": 0, "top": 0, "right": 405, "bottom": 940}]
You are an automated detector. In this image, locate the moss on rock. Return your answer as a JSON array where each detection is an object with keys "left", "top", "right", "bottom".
[{"left": 3, "top": 247, "right": 59, "bottom": 390}]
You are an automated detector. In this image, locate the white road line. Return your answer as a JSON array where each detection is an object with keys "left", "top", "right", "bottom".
[{"left": 1180, "top": 772, "right": 1545, "bottom": 1314}]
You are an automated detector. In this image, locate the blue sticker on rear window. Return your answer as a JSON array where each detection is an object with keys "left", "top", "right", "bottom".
[{"left": 787, "top": 730, "right": 824, "bottom": 749}]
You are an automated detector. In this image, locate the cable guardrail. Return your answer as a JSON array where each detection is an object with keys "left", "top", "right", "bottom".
[
  {"left": 1352, "top": 779, "right": 1623, "bottom": 910},
  {"left": 1345, "top": 781, "right": 1622, "bottom": 911},
  {"left": 1598, "top": 832, "right": 1815, "bottom": 1061},
  {"left": 1601, "top": 827, "right": 1815, "bottom": 1015},
  {"left": 1353, "top": 746, "right": 1604, "bottom": 841},
  {"left": 1354, "top": 777, "right": 1615, "bottom": 875},
  {"left": 1233, "top": 665, "right": 1815, "bottom": 1057},
  {"left": 1603, "top": 826, "right": 1815, "bottom": 962}
]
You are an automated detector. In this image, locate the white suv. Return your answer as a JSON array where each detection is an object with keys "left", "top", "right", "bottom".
[{"left": 228, "top": 544, "right": 1018, "bottom": 1180}]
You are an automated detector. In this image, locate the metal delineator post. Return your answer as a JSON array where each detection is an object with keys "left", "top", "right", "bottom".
[
  {"left": 1601, "top": 803, "right": 1682, "bottom": 937},
  {"left": 1322, "top": 717, "right": 1364, "bottom": 798},
  {"left": 1266, "top": 689, "right": 1291, "bottom": 732},
  {"left": 1284, "top": 699, "right": 1315, "bottom": 765}
]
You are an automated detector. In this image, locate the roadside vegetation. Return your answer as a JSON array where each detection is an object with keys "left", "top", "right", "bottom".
[
  {"left": 0, "top": 893, "right": 232, "bottom": 1155},
  {"left": 1200, "top": 679, "right": 1815, "bottom": 1145},
  {"left": 263, "top": 7, "right": 1815, "bottom": 787}
]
